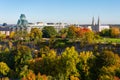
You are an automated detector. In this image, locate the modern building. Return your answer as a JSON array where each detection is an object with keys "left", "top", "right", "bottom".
[
  {"left": 12, "top": 14, "right": 29, "bottom": 32},
  {"left": 12, "top": 14, "right": 68, "bottom": 33}
]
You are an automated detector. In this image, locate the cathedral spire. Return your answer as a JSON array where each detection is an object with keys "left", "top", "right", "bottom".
[
  {"left": 98, "top": 16, "right": 100, "bottom": 26},
  {"left": 92, "top": 16, "right": 95, "bottom": 26}
]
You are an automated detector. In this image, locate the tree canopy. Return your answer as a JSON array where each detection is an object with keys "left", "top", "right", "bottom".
[
  {"left": 30, "top": 28, "right": 42, "bottom": 40},
  {"left": 42, "top": 26, "right": 57, "bottom": 38}
]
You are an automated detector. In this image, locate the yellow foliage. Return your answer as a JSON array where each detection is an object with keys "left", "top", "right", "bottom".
[
  {"left": 70, "top": 75, "right": 79, "bottom": 80},
  {"left": 0, "top": 62, "right": 10, "bottom": 76},
  {"left": 9, "top": 31, "right": 15, "bottom": 38}
]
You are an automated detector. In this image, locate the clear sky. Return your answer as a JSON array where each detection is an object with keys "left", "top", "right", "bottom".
[{"left": 0, "top": 0, "right": 120, "bottom": 24}]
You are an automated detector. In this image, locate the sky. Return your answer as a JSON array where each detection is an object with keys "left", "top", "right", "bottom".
[{"left": 0, "top": 0, "right": 120, "bottom": 24}]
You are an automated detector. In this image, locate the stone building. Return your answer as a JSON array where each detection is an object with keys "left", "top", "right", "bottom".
[{"left": 91, "top": 17, "right": 110, "bottom": 32}]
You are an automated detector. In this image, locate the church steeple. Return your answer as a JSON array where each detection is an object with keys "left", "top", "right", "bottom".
[
  {"left": 98, "top": 16, "right": 100, "bottom": 26},
  {"left": 92, "top": 17, "right": 95, "bottom": 26}
]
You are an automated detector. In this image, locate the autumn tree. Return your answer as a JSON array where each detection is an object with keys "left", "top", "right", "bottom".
[
  {"left": 29, "top": 49, "right": 57, "bottom": 76},
  {"left": 9, "top": 31, "right": 15, "bottom": 39},
  {"left": 80, "top": 31, "right": 95, "bottom": 45},
  {"left": 30, "top": 28, "right": 42, "bottom": 40},
  {"left": 77, "top": 51, "right": 95, "bottom": 80},
  {"left": 67, "top": 25, "right": 77, "bottom": 40},
  {"left": 110, "top": 27, "right": 120, "bottom": 38},
  {"left": 11, "top": 45, "right": 33, "bottom": 78},
  {"left": 100, "top": 28, "right": 120, "bottom": 38},
  {"left": 74, "top": 27, "right": 95, "bottom": 45},
  {"left": 39, "top": 46, "right": 50, "bottom": 57},
  {"left": 41, "top": 49, "right": 57, "bottom": 75},
  {"left": 14, "top": 45, "right": 32, "bottom": 67},
  {"left": 0, "top": 33, "right": 6, "bottom": 41},
  {"left": 94, "top": 50, "right": 120, "bottom": 79},
  {"left": 60, "top": 46, "right": 79, "bottom": 78},
  {"left": 22, "top": 70, "right": 36, "bottom": 80},
  {"left": 0, "top": 62, "right": 10, "bottom": 76}
]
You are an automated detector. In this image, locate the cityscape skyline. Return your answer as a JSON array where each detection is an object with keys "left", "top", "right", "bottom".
[{"left": 0, "top": 0, "right": 120, "bottom": 24}]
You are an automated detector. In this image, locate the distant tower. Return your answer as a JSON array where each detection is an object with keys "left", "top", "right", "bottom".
[
  {"left": 92, "top": 17, "right": 95, "bottom": 26},
  {"left": 98, "top": 16, "right": 100, "bottom": 26}
]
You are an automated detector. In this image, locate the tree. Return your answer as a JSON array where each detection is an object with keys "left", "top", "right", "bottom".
[
  {"left": 60, "top": 47, "right": 79, "bottom": 77},
  {"left": 22, "top": 70, "right": 36, "bottom": 80},
  {"left": 0, "top": 62, "right": 10, "bottom": 76},
  {"left": 9, "top": 31, "right": 15, "bottom": 39},
  {"left": 42, "top": 26, "right": 57, "bottom": 38},
  {"left": 80, "top": 31, "right": 95, "bottom": 45},
  {"left": 30, "top": 49, "right": 58, "bottom": 77},
  {"left": 94, "top": 50, "right": 120, "bottom": 79},
  {"left": 96, "top": 51, "right": 120, "bottom": 67},
  {"left": 110, "top": 27, "right": 120, "bottom": 38},
  {"left": 14, "top": 45, "right": 32, "bottom": 67},
  {"left": 59, "top": 28, "right": 68, "bottom": 39},
  {"left": 41, "top": 49, "right": 57, "bottom": 76},
  {"left": 77, "top": 51, "right": 95, "bottom": 80},
  {"left": 73, "top": 27, "right": 95, "bottom": 45},
  {"left": 2, "top": 23, "right": 7, "bottom": 26},
  {"left": 14, "top": 31, "right": 28, "bottom": 40},
  {"left": 100, "top": 29, "right": 111, "bottom": 37},
  {"left": 100, "top": 28, "right": 120, "bottom": 38},
  {"left": 13, "top": 45, "right": 32, "bottom": 78},
  {"left": 67, "top": 25, "right": 77, "bottom": 40},
  {"left": 0, "top": 33, "right": 6, "bottom": 41},
  {"left": 39, "top": 46, "right": 50, "bottom": 57},
  {"left": 30, "top": 28, "right": 42, "bottom": 40}
]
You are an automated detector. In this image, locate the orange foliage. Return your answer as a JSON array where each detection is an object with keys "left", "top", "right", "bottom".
[
  {"left": 22, "top": 70, "right": 36, "bottom": 80},
  {"left": 75, "top": 27, "right": 91, "bottom": 38},
  {"left": 37, "top": 73, "right": 47, "bottom": 80},
  {"left": 22, "top": 70, "right": 48, "bottom": 80}
]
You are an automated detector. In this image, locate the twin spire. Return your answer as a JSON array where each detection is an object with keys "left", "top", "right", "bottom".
[{"left": 92, "top": 16, "right": 100, "bottom": 26}]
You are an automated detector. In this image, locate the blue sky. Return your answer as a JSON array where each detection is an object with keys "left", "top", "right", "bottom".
[{"left": 0, "top": 0, "right": 120, "bottom": 24}]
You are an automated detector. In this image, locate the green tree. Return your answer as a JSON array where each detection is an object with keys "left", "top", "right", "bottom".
[
  {"left": 59, "top": 28, "right": 68, "bottom": 39},
  {"left": 14, "top": 31, "right": 28, "bottom": 40},
  {"left": 100, "top": 29, "right": 111, "bottom": 37},
  {"left": 13, "top": 45, "right": 32, "bottom": 78},
  {"left": 14, "top": 45, "right": 32, "bottom": 67},
  {"left": 42, "top": 26, "right": 57, "bottom": 38},
  {"left": 0, "top": 50, "right": 14, "bottom": 70}
]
